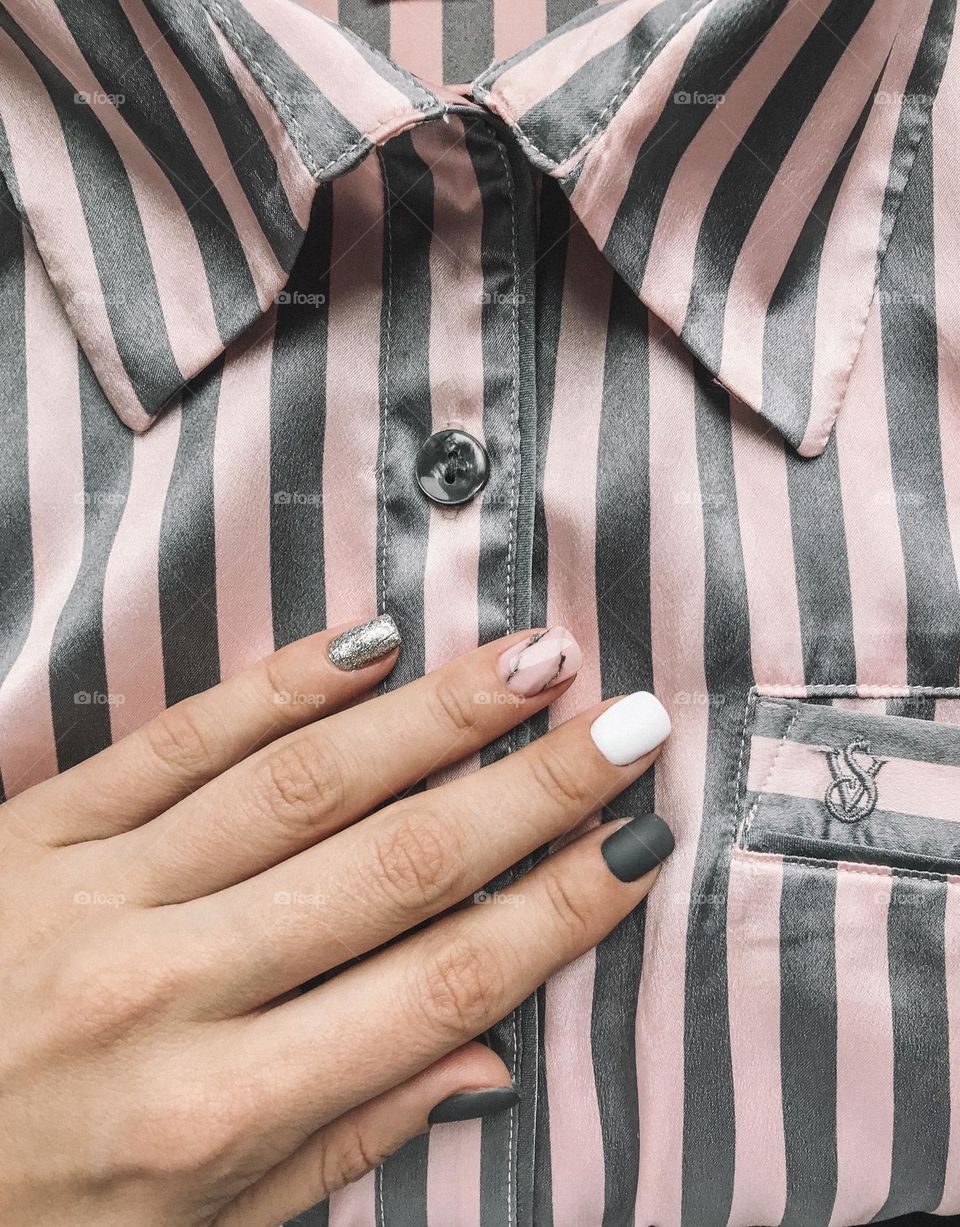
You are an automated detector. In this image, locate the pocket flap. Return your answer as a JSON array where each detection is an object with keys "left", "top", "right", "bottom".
[{"left": 740, "top": 694, "right": 960, "bottom": 873}]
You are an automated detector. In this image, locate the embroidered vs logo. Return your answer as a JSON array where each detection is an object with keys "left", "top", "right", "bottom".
[{"left": 822, "top": 739, "right": 885, "bottom": 823}]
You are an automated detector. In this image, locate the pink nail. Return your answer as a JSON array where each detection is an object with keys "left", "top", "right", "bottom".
[{"left": 496, "top": 628, "right": 583, "bottom": 697}]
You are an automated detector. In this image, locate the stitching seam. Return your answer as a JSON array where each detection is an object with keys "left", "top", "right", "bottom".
[
  {"left": 739, "top": 688, "right": 960, "bottom": 875},
  {"left": 204, "top": 0, "right": 437, "bottom": 180},
  {"left": 801, "top": 20, "right": 944, "bottom": 454},
  {"left": 492, "top": 129, "right": 522, "bottom": 1227},
  {"left": 752, "top": 827, "right": 960, "bottom": 871},
  {"left": 474, "top": 0, "right": 711, "bottom": 175},
  {"left": 741, "top": 703, "right": 800, "bottom": 848},
  {"left": 756, "top": 684, "right": 960, "bottom": 697},
  {"left": 732, "top": 687, "right": 757, "bottom": 847},
  {"left": 377, "top": 148, "right": 392, "bottom": 633},
  {"left": 496, "top": 139, "right": 521, "bottom": 702},
  {"left": 734, "top": 845, "right": 960, "bottom": 886}
]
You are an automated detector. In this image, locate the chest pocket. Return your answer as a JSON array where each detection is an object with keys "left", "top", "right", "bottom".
[
  {"left": 725, "top": 685, "right": 960, "bottom": 1224},
  {"left": 738, "top": 690, "right": 960, "bottom": 875}
]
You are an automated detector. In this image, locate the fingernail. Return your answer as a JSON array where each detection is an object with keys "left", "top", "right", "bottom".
[
  {"left": 428, "top": 1085, "right": 519, "bottom": 1125},
  {"left": 327, "top": 614, "right": 401, "bottom": 671},
  {"left": 601, "top": 813, "right": 674, "bottom": 882},
  {"left": 496, "top": 628, "right": 582, "bottom": 697},
  {"left": 589, "top": 691, "right": 670, "bottom": 765}
]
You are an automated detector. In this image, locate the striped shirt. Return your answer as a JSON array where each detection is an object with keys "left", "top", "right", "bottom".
[{"left": 0, "top": 1, "right": 958, "bottom": 1224}]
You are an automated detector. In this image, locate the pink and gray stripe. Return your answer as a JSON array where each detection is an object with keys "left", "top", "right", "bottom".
[{"left": 0, "top": 0, "right": 958, "bottom": 1223}]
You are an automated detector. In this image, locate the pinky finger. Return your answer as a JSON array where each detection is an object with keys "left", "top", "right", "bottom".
[{"left": 215, "top": 1043, "right": 516, "bottom": 1227}]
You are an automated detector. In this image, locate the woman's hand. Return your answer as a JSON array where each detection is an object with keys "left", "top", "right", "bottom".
[{"left": 0, "top": 616, "right": 672, "bottom": 1226}]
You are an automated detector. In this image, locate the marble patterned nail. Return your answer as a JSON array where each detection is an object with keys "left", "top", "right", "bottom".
[
  {"left": 496, "top": 627, "right": 582, "bottom": 697},
  {"left": 327, "top": 614, "right": 401, "bottom": 671}
]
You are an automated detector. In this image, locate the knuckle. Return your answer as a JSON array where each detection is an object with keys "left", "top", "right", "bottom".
[
  {"left": 251, "top": 735, "right": 344, "bottom": 832},
  {"left": 260, "top": 650, "right": 292, "bottom": 703},
  {"left": 540, "top": 867, "right": 593, "bottom": 947},
  {"left": 320, "top": 1119, "right": 387, "bottom": 1195},
  {"left": 49, "top": 943, "right": 182, "bottom": 1046},
  {"left": 261, "top": 650, "right": 315, "bottom": 717},
  {"left": 123, "top": 1083, "right": 249, "bottom": 1178},
  {"left": 415, "top": 935, "right": 503, "bottom": 1041},
  {"left": 431, "top": 677, "right": 481, "bottom": 741},
  {"left": 528, "top": 746, "right": 591, "bottom": 811},
  {"left": 142, "top": 701, "right": 221, "bottom": 782},
  {"left": 370, "top": 813, "right": 465, "bottom": 916}
]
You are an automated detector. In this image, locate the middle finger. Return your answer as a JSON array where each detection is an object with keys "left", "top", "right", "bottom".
[
  {"left": 176, "top": 690, "right": 670, "bottom": 1014},
  {"left": 119, "top": 627, "right": 583, "bottom": 904}
]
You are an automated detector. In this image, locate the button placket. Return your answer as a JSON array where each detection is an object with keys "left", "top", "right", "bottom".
[{"left": 374, "top": 110, "right": 538, "bottom": 1227}]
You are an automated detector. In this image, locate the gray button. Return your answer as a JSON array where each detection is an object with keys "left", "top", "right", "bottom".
[{"left": 415, "top": 428, "right": 488, "bottom": 506}]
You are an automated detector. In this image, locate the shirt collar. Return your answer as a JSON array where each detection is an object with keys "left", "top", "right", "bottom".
[{"left": 0, "top": 0, "right": 936, "bottom": 456}]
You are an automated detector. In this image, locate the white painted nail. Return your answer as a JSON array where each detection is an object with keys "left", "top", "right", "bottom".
[{"left": 589, "top": 692, "right": 671, "bottom": 766}]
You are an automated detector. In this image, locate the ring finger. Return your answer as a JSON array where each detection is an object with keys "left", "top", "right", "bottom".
[
  {"left": 174, "top": 690, "right": 670, "bottom": 1013},
  {"left": 230, "top": 811, "right": 674, "bottom": 1151}
]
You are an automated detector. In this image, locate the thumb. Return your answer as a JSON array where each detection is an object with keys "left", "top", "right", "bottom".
[{"left": 215, "top": 1041, "right": 516, "bottom": 1226}]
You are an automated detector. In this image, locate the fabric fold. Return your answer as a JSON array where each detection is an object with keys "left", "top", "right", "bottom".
[
  {"left": 478, "top": 0, "right": 943, "bottom": 458},
  {"left": 0, "top": 0, "right": 949, "bottom": 454},
  {"left": 0, "top": 0, "right": 443, "bottom": 432}
]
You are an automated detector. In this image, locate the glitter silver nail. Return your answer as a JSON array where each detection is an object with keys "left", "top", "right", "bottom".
[{"left": 327, "top": 614, "right": 401, "bottom": 671}]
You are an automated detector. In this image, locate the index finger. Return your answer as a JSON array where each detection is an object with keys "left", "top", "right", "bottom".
[
  {"left": 119, "top": 626, "right": 583, "bottom": 903},
  {"left": 8, "top": 615, "right": 401, "bottom": 846}
]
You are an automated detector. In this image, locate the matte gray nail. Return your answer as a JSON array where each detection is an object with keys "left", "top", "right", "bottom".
[
  {"left": 601, "top": 813, "right": 674, "bottom": 882},
  {"left": 327, "top": 614, "right": 400, "bottom": 671},
  {"left": 428, "top": 1085, "right": 519, "bottom": 1125}
]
